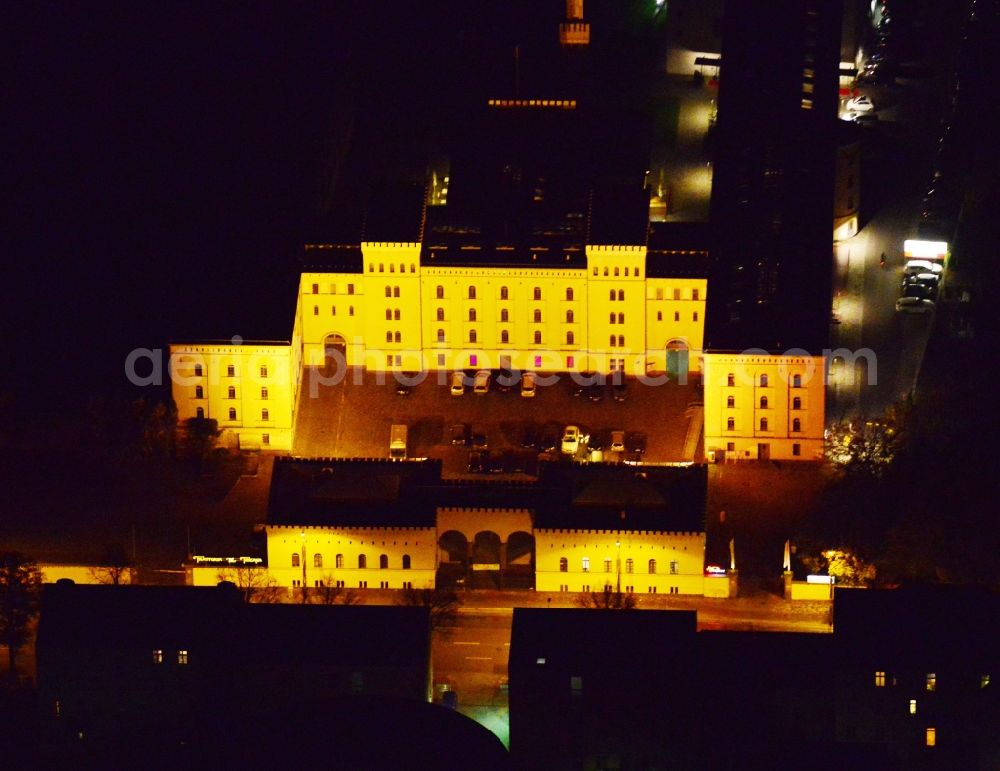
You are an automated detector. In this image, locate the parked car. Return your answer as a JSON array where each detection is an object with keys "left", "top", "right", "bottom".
[
  {"left": 450, "top": 371, "right": 466, "bottom": 396},
  {"left": 611, "top": 382, "right": 627, "bottom": 402},
  {"left": 449, "top": 423, "right": 470, "bottom": 446},
  {"left": 585, "top": 383, "right": 604, "bottom": 403},
  {"left": 539, "top": 424, "right": 561, "bottom": 453},
  {"left": 588, "top": 429, "right": 611, "bottom": 452},
  {"left": 625, "top": 432, "right": 647, "bottom": 455},
  {"left": 610, "top": 430, "right": 626, "bottom": 453},
  {"left": 519, "top": 423, "right": 541, "bottom": 449},
  {"left": 471, "top": 431, "right": 488, "bottom": 450},
  {"left": 467, "top": 451, "right": 486, "bottom": 473},
  {"left": 473, "top": 370, "right": 491, "bottom": 395},
  {"left": 895, "top": 297, "right": 934, "bottom": 313},
  {"left": 520, "top": 372, "right": 537, "bottom": 398},
  {"left": 904, "top": 260, "right": 943, "bottom": 276},
  {"left": 902, "top": 282, "right": 933, "bottom": 300},
  {"left": 561, "top": 425, "right": 582, "bottom": 455},
  {"left": 495, "top": 368, "right": 518, "bottom": 393},
  {"left": 847, "top": 95, "right": 875, "bottom": 113},
  {"left": 395, "top": 382, "right": 413, "bottom": 396}
]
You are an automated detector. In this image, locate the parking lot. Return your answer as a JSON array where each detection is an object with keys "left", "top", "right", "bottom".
[{"left": 293, "top": 368, "right": 703, "bottom": 477}]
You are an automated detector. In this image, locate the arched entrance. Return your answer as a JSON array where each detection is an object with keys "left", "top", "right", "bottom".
[
  {"left": 472, "top": 531, "right": 502, "bottom": 590},
  {"left": 666, "top": 339, "right": 689, "bottom": 382},
  {"left": 505, "top": 531, "right": 535, "bottom": 589},
  {"left": 437, "top": 530, "right": 469, "bottom": 589},
  {"left": 323, "top": 333, "right": 347, "bottom": 372}
]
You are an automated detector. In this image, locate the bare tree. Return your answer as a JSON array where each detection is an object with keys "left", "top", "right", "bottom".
[
  {"left": 0, "top": 552, "right": 43, "bottom": 681},
  {"left": 396, "top": 587, "right": 461, "bottom": 631},
  {"left": 310, "top": 576, "right": 363, "bottom": 606},
  {"left": 89, "top": 542, "right": 133, "bottom": 585},
  {"left": 576, "top": 586, "right": 638, "bottom": 610},
  {"left": 217, "top": 564, "right": 284, "bottom": 604}
]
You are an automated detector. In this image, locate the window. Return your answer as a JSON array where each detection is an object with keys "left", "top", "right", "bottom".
[
  {"left": 393, "top": 309, "right": 400, "bottom": 321},
  {"left": 760, "top": 418, "right": 768, "bottom": 431},
  {"left": 624, "top": 268, "right": 629, "bottom": 276},
  {"left": 152, "top": 650, "right": 163, "bottom": 664},
  {"left": 692, "top": 289, "right": 700, "bottom": 301},
  {"left": 792, "top": 443, "right": 801, "bottom": 456},
  {"left": 792, "top": 418, "right": 801, "bottom": 432},
  {"left": 500, "top": 286, "right": 508, "bottom": 300},
  {"left": 384, "top": 287, "right": 391, "bottom": 298},
  {"left": 674, "top": 312, "right": 680, "bottom": 322},
  {"left": 727, "top": 442, "right": 735, "bottom": 452},
  {"left": 228, "top": 408, "right": 237, "bottom": 421},
  {"left": 292, "top": 553, "right": 300, "bottom": 568},
  {"left": 227, "top": 365, "right": 235, "bottom": 377},
  {"left": 501, "top": 308, "right": 509, "bottom": 322},
  {"left": 314, "top": 553, "right": 323, "bottom": 568},
  {"left": 379, "top": 554, "right": 388, "bottom": 569},
  {"left": 533, "top": 287, "right": 541, "bottom": 301},
  {"left": 625, "top": 559, "right": 634, "bottom": 573},
  {"left": 470, "top": 355, "right": 478, "bottom": 367},
  {"left": 874, "top": 671, "right": 886, "bottom": 687},
  {"left": 603, "top": 267, "right": 609, "bottom": 276},
  {"left": 331, "top": 306, "right": 336, "bottom": 315},
  {"left": 386, "top": 331, "right": 393, "bottom": 343},
  {"left": 909, "top": 699, "right": 917, "bottom": 715},
  {"left": 195, "top": 385, "right": 204, "bottom": 399},
  {"left": 402, "top": 554, "right": 411, "bottom": 569},
  {"left": 228, "top": 386, "right": 236, "bottom": 399},
  {"left": 610, "top": 313, "right": 616, "bottom": 324},
  {"left": 437, "top": 329, "right": 445, "bottom": 343},
  {"left": 566, "top": 288, "right": 574, "bottom": 301},
  {"left": 436, "top": 285, "right": 444, "bottom": 299},
  {"left": 358, "top": 554, "right": 367, "bottom": 569},
  {"left": 349, "top": 306, "right": 354, "bottom": 316},
  {"left": 261, "top": 387, "right": 268, "bottom": 399},
  {"left": 358, "top": 580, "right": 367, "bottom": 589},
  {"left": 925, "top": 728, "right": 936, "bottom": 747},
  {"left": 261, "top": 409, "right": 269, "bottom": 421},
  {"left": 727, "top": 418, "right": 735, "bottom": 431},
  {"left": 566, "top": 309, "right": 574, "bottom": 323},
  {"left": 193, "top": 364, "right": 203, "bottom": 377},
  {"left": 437, "top": 354, "right": 445, "bottom": 367},
  {"left": 610, "top": 335, "right": 616, "bottom": 347},
  {"left": 385, "top": 309, "right": 392, "bottom": 320},
  {"left": 533, "top": 331, "right": 542, "bottom": 344},
  {"left": 926, "top": 673, "right": 936, "bottom": 692},
  {"left": 335, "top": 554, "right": 344, "bottom": 568},
  {"left": 727, "top": 396, "right": 735, "bottom": 408},
  {"left": 570, "top": 676, "right": 583, "bottom": 697},
  {"left": 469, "top": 330, "right": 478, "bottom": 343},
  {"left": 604, "top": 558, "right": 612, "bottom": 573},
  {"left": 534, "top": 309, "right": 542, "bottom": 323},
  {"left": 566, "top": 356, "right": 574, "bottom": 369},
  {"left": 262, "top": 434, "right": 269, "bottom": 445},
  {"left": 566, "top": 331, "right": 574, "bottom": 345},
  {"left": 347, "top": 283, "right": 354, "bottom": 295},
  {"left": 368, "top": 263, "right": 374, "bottom": 272},
  {"left": 673, "top": 288, "right": 681, "bottom": 300},
  {"left": 437, "top": 308, "right": 445, "bottom": 321},
  {"left": 379, "top": 264, "right": 384, "bottom": 272},
  {"left": 394, "top": 332, "right": 401, "bottom": 343},
  {"left": 617, "top": 313, "right": 624, "bottom": 324},
  {"left": 793, "top": 374, "right": 802, "bottom": 388},
  {"left": 614, "top": 267, "right": 619, "bottom": 277},
  {"left": 618, "top": 290, "right": 624, "bottom": 301},
  {"left": 656, "top": 288, "right": 664, "bottom": 300},
  {"left": 648, "top": 559, "right": 656, "bottom": 574},
  {"left": 693, "top": 312, "right": 699, "bottom": 321},
  {"left": 534, "top": 355, "right": 542, "bottom": 368},
  {"left": 468, "top": 286, "right": 477, "bottom": 299},
  {"left": 760, "top": 374, "right": 769, "bottom": 387},
  {"left": 670, "top": 560, "right": 678, "bottom": 574},
  {"left": 312, "top": 283, "right": 319, "bottom": 294},
  {"left": 609, "top": 289, "right": 616, "bottom": 301},
  {"left": 981, "top": 674, "right": 991, "bottom": 688},
  {"left": 469, "top": 308, "right": 477, "bottom": 322},
  {"left": 657, "top": 311, "right": 663, "bottom": 321},
  {"left": 582, "top": 557, "right": 590, "bottom": 572},
  {"left": 393, "top": 286, "right": 400, "bottom": 298},
  {"left": 793, "top": 397, "right": 802, "bottom": 410},
  {"left": 501, "top": 330, "right": 509, "bottom": 344},
  {"left": 618, "top": 335, "right": 624, "bottom": 347},
  {"left": 760, "top": 396, "right": 768, "bottom": 409},
  {"left": 559, "top": 557, "right": 568, "bottom": 572},
  {"left": 196, "top": 407, "right": 204, "bottom": 419},
  {"left": 727, "top": 373, "right": 735, "bottom": 387}
]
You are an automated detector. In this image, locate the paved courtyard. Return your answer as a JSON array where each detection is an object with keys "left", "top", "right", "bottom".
[{"left": 293, "top": 367, "right": 703, "bottom": 476}]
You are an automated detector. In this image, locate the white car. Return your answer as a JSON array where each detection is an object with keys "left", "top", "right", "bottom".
[
  {"left": 904, "top": 259, "right": 943, "bottom": 276},
  {"left": 847, "top": 95, "right": 875, "bottom": 113},
  {"left": 895, "top": 297, "right": 934, "bottom": 314},
  {"left": 473, "top": 370, "right": 491, "bottom": 395},
  {"left": 450, "top": 371, "right": 465, "bottom": 396},
  {"left": 561, "top": 425, "right": 581, "bottom": 455},
  {"left": 520, "top": 372, "right": 536, "bottom": 398},
  {"left": 610, "top": 430, "right": 626, "bottom": 453}
]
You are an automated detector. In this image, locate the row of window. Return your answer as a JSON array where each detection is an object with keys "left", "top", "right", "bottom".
[
  {"left": 727, "top": 396, "right": 804, "bottom": 410},
  {"left": 727, "top": 373, "right": 803, "bottom": 388},
  {"left": 368, "top": 264, "right": 415, "bottom": 274},
  {"left": 654, "top": 288, "right": 701, "bottom": 301},
  {"left": 312, "top": 282, "right": 356, "bottom": 294},
  {"left": 556, "top": 585, "right": 681, "bottom": 594},
  {"left": 593, "top": 266, "right": 640, "bottom": 277},
  {"left": 152, "top": 649, "right": 188, "bottom": 665},
  {"left": 292, "top": 553, "right": 412, "bottom": 570},
  {"left": 726, "top": 417, "right": 801, "bottom": 432},
  {"left": 192, "top": 364, "right": 269, "bottom": 378},
  {"left": 194, "top": 407, "right": 269, "bottom": 422},
  {"left": 194, "top": 386, "right": 269, "bottom": 400},
  {"left": 439, "top": 330, "right": 577, "bottom": 345},
  {"left": 874, "top": 671, "right": 992, "bottom": 691},
  {"left": 314, "top": 305, "right": 355, "bottom": 316},
  {"left": 385, "top": 331, "right": 402, "bottom": 343},
  {"left": 558, "top": 557, "right": 679, "bottom": 574},
  {"left": 656, "top": 311, "right": 698, "bottom": 322}
]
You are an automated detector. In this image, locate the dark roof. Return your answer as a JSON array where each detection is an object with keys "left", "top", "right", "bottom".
[{"left": 511, "top": 608, "right": 697, "bottom": 671}]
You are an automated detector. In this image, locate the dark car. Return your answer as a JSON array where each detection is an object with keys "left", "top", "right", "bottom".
[
  {"left": 494, "top": 368, "right": 520, "bottom": 393},
  {"left": 625, "top": 432, "right": 647, "bottom": 455},
  {"left": 467, "top": 451, "right": 486, "bottom": 474},
  {"left": 902, "top": 282, "right": 933, "bottom": 300},
  {"left": 471, "top": 431, "right": 488, "bottom": 450},
  {"left": 611, "top": 382, "right": 627, "bottom": 402},
  {"left": 588, "top": 429, "right": 611, "bottom": 452},
  {"left": 449, "top": 423, "right": 470, "bottom": 446},
  {"left": 539, "top": 424, "right": 561, "bottom": 453},
  {"left": 395, "top": 382, "right": 413, "bottom": 396},
  {"left": 519, "top": 424, "right": 541, "bottom": 449},
  {"left": 586, "top": 383, "right": 604, "bottom": 403},
  {"left": 568, "top": 378, "right": 586, "bottom": 398}
]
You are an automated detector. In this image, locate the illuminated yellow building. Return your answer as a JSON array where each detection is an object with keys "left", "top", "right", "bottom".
[
  {"left": 299, "top": 242, "right": 707, "bottom": 377},
  {"left": 169, "top": 340, "right": 300, "bottom": 451},
  {"left": 703, "top": 352, "right": 826, "bottom": 462}
]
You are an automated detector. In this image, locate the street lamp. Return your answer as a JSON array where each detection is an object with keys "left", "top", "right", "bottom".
[
  {"left": 301, "top": 530, "right": 308, "bottom": 603},
  {"left": 616, "top": 539, "right": 621, "bottom": 594}
]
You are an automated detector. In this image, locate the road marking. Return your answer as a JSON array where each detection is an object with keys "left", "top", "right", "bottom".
[
  {"left": 465, "top": 656, "right": 493, "bottom": 661},
  {"left": 452, "top": 641, "right": 480, "bottom": 646}
]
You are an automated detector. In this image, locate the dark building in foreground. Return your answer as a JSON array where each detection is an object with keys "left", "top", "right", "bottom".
[
  {"left": 707, "top": 0, "right": 844, "bottom": 354},
  {"left": 34, "top": 582, "right": 509, "bottom": 768},
  {"left": 510, "top": 587, "right": 1000, "bottom": 770}
]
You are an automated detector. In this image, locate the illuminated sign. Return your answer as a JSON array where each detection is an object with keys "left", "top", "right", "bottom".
[
  {"left": 806, "top": 574, "right": 835, "bottom": 584},
  {"left": 705, "top": 565, "right": 726, "bottom": 576},
  {"left": 192, "top": 555, "right": 263, "bottom": 565},
  {"left": 472, "top": 563, "right": 501, "bottom": 571},
  {"left": 903, "top": 240, "right": 948, "bottom": 260}
]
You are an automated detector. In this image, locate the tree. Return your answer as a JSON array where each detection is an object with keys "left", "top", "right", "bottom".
[
  {"left": 0, "top": 552, "right": 43, "bottom": 681},
  {"left": 800, "top": 548, "right": 876, "bottom": 587},
  {"left": 217, "top": 564, "right": 283, "bottom": 604},
  {"left": 824, "top": 402, "right": 909, "bottom": 478},
  {"left": 89, "top": 542, "right": 133, "bottom": 585},
  {"left": 179, "top": 416, "right": 222, "bottom": 470},
  {"left": 310, "top": 577, "right": 363, "bottom": 606},
  {"left": 396, "top": 587, "right": 461, "bottom": 632},
  {"left": 575, "top": 586, "right": 638, "bottom": 610}
]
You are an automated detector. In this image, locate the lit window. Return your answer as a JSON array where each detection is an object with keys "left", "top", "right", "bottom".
[
  {"left": 534, "top": 355, "right": 542, "bottom": 368},
  {"left": 581, "top": 557, "right": 590, "bottom": 572},
  {"left": 153, "top": 650, "right": 164, "bottom": 664},
  {"left": 603, "top": 267, "right": 609, "bottom": 276},
  {"left": 981, "top": 674, "right": 991, "bottom": 688},
  {"left": 292, "top": 553, "right": 300, "bottom": 567},
  {"left": 926, "top": 673, "right": 936, "bottom": 692},
  {"left": 335, "top": 554, "right": 344, "bottom": 568},
  {"left": 262, "top": 434, "right": 269, "bottom": 445},
  {"left": 228, "top": 386, "right": 236, "bottom": 399},
  {"left": 559, "top": 556, "right": 568, "bottom": 572},
  {"left": 875, "top": 671, "right": 886, "bottom": 687},
  {"left": 727, "top": 418, "right": 735, "bottom": 431},
  {"left": 727, "top": 396, "right": 734, "bottom": 408},
  {"left": 604, "top": 558, "right": 612, "bottom": 573},
  {"left": 727, "top": 373, "right": 735, "bottom": 387},
  {"left": 670, "top": 560, "right": 678, "bottom": 574},
  {"left": 909, "top": 699, "right": 917, "bottom": 715},
  {"left": 261, "top": 409, "right": 269, "bottom": 421},
  {"left": 625, "top": 558, "right": 634, "bottom": 573},
  {"left": 228, "top": 407, "right": 236, "bottom": 421},
  {"left": 925, "top": 727, "right": 936, "bottom": 747},
  {"left": 648, "top": 559, "right": 656, "bottom": 574},
  {"left": 177, "top": 650, "right": 188, "bottom": 665},
  {"left": 314, "top": 553, "right": 322, "bottom": 568},
  {"left": 261, "top": 387, "right": 268, "bottom": 399},
  {"left": 470, "top": 355, "right": 477, "bottom": 367},
  {"left": 566, "top": 354, "right": 574, "bottom": 367},
  {"left": 227, "top": 365, "right": 235, "bottom": 377}
]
